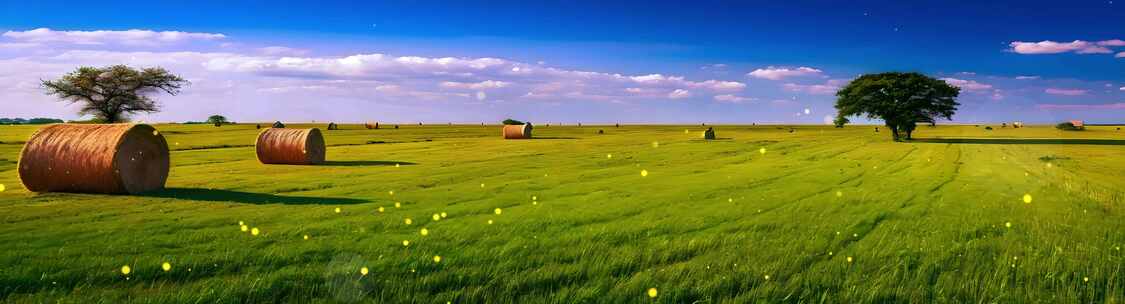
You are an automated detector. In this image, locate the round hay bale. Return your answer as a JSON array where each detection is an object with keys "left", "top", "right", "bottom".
[
  {"left": 503, "top": 123, "right": 533, "bottom": 139},
  {"left": 273, "top": 121, "right": 286, "bottom": 128},
  {"left": 18, "top": 124, "right": 170, "bottom": 194},
  {"left": 256, "top": 128, "right": 326, "bottom": 165}
]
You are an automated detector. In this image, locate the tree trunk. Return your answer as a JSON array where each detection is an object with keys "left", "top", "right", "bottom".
[
  {"left": 905, "top": 129, "right": 913, "bottom": 140},
  {"left": 889, "top": 125, "right": 901, "bottom": 141}
]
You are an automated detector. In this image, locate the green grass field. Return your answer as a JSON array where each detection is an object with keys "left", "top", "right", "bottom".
[{"left": 1, "top": 123, "right": 1124, "bottom": 303}]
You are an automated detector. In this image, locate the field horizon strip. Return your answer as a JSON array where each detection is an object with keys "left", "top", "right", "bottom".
[{"left": 1, "top": 124, "right": 1124, "bottom": 303}]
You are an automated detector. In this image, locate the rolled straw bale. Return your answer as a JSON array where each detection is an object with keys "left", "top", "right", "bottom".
[
  {"left": 327, "top": 122, "right": 339, "bottom": 130},
  {"left": 256, "top": 128, "right": 326, "bottom": 165},
  {"left": 273, "top": 121, "right": 286, "bottom": 128},
  {"left": 503, "top": 123, "right": 533, "bottom": 139},
  {"left": 18, "top": 124, "right": 170, "bottom": 194}
]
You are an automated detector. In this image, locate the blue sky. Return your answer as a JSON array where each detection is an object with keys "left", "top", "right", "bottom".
[{"left": 1, "top": 0, "right": 1122, "bottom": 123}]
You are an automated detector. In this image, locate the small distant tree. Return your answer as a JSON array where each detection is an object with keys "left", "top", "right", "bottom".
[
  {"left": 1055, "top": 122, "right": 1084, "bottom": 131},
  {"left": 502, "top": 118, "right": 525, "bottom": 125},
  {"left": 207, "top": 115, "right": 230, "bottom": 126},
  {"left": 41, "top": 65, "right": 189, "bottom": 123},
  {"left": 834, "top": 72, "right": 960, "bottom": 141}
]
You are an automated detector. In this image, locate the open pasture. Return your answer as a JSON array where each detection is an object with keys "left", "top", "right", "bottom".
[{"left": 1, "top": 124, "right": 1124, "bottom": 303}]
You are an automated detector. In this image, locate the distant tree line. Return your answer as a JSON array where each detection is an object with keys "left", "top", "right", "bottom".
[{"left": 0, "top": 118, "right": 65, "bottom": 125}]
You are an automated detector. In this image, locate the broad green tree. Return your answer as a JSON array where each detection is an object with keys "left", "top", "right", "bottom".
[
  {"left": 42, "top": 65, "right": 189, "bottom": 123},
  {"left": 207, "top": 115, "right": 230, "bottom": 126},
  {"left": 834, "top": 72, "right": 960, "bottom": 141}
]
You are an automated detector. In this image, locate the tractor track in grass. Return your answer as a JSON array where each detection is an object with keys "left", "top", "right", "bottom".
[{"left": 929, "top": 144, "right": 962, "bottom": 193}]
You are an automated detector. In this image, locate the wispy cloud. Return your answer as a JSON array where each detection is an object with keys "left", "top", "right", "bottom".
[
  {"left": 2, "top": 28, "right": 225, "bottom": 46},
  {"left": 747, "top": 66, "right": 823, "bottom": 80},
  {"left": 1037, "top": 103, "right": 1125, "bottom": 110},
  {"left": 941, "top": 78, "right": 993, "bottom": 91},
  {"left": 1008, "top": 40, "right": 1118, "bottom": 55},
  {"left": 1044, "top": 88, "right": 1088, "bottom": 96},
  {"left": 712, "top": 94, "right": 755, "bottom": 103},
  {"left": 667, "top": 89, "right": 692, "bottom": 99},
  {"left": 1015, "top": 75, "right": 1040, "bottom": 80}
]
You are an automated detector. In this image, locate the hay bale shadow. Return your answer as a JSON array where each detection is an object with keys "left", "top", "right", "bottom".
[
  {"left": 321, "top": 160, "right": 418, "bottom": 167},
  {"left": 142, "top": 187, "right": 369, "bottom": 205},
  {"left": 912, "top": 138, "right": 1125, "bottom": 146}
]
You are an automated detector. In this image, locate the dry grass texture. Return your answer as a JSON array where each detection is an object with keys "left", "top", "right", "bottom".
[
  {"left": 255, "top": 128, "right": 326, "bottom": 165},
  {"left": 18, "top": 124, "right": 170, "bottom": 194},
  {"left": 503, "top": 123, "right": 533, "bottom": 139}
]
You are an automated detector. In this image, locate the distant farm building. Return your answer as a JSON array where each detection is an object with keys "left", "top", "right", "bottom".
[{"left": 1070, "top": 120, "right": 1084, "bottom": 128}]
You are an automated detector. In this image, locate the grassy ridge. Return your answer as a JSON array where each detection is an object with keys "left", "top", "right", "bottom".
[{"left": 1, "top": 124, "right": 1124, "bottom": 303}]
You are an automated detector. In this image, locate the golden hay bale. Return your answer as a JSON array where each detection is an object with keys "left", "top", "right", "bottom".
[
  {"left": 503, "top": 123, "right": 533, "bottom": 139},
  {"left": 703, "top": 127, "right": 716, "bottom": 140},
  {"left": 256, "top": 128, "right": 326, "bottom": 165},
  {"left": 18, "top": 124, "right": 169, "bottom": 194}
]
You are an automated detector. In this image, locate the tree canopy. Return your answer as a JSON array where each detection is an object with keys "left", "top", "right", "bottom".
[
  {"left": 502, "top": 118, "right": 525, "bottom": 125},
  {"left": 41, "top": 65, "right": 188, "bottom": 123},
  {"left": 207, "top": 115, "right": 230, "bottom": 126},
  {"left": 834, "top": 72, "right": 960, "bottom": 141}
]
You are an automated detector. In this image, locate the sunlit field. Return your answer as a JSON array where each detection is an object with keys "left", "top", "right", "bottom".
[{"left": 1, "top": 123, "right": 1124, "bottom": 303}]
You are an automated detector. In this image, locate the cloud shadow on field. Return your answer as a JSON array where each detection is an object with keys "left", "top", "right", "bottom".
[
  {"left": 912, "top": 138, "right": 1125, "bottom": 146},
  {"left": 141, "top": 188, "right": 370, "bottom": 205},
  {"left": 320, "top": 160, "right": 418, "bottom": 166}
]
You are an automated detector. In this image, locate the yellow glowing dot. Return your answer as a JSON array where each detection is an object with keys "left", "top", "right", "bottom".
[
  {"left": 532, "top": 196, "right": 537, "bottom": 201},
  {"left": 121, "top": 265, "right": 131, "bottom": 275},
  {"left": 487, "top": 219, "right": 494, "bottom": 225},
  {"left": 433, "top": 255, "right": 442, "bottom": 263},
  {"left": 480, "top": 183, "right": 486, "bottom": 188},
  {"left": 378, "top": 207, "right": 385, "bottom": 213},
  {"left": 1023, "top": 194, "right": 1032, "bottom": 204},
  {"left": 606, "top": 153, "right": 613, "bottom": 159},
  {"left": 420, "top": 228, "right": 429, "bottom": 236},
  {"left": 432, "top": 214, "right": 441, "bottom": 221},
  {"left": 532, "top": 201, "right": 538, "bottom": 205},
  {"left": 238, "top": 221, "right": 244, "bottom": 226},
  {"left": 641, "top": 169, "right": 648, "bottom": 177},
  {"left": 251, "top": 227, "right": 260, "bottom": 236},
  {"left": 395, "top": 163, "right": 401, "bottom": 168},
  {"left": 388, "top": 190, "right": 394, "bottom": 196},
  {"left": 494, "top": 208, "right": 503, "bottom": 215},
  {"left": 240, "top": 225, "right": 248, "bottom": 232},
  {"left": 829, "top": 251, "right": 833, "bottom": 255},
  {"left": 1005, "top": 222, "right": 1012, "bottom": 228},
  {"left": 162, "top": 262, "right": 171, "bottom": 272},
  {"left": 759, "top": 147, "right": 766, "bottom": 154},
  {"left": 335, "top": 207, "right": 341, "bottom": 213},
  {"left": 440, "top": 212, "right": 448, "bottom": 218},
  {"left": 402, "top": 240, "right": 410, "bottom": 246},
  {"left": 1046, "top": 163, "right": 1053, "bottom": 168},
  {"left": 1084, "top": 277, "right": 1089, "bottom": 282},
  {"left": 836, "top": 191, "right": 843, "bottom": 197},
  {"left": 303, "top": 234, "right": 309, "bottom": 240},
  {"left": 847, "top": 256, "right": 854, "bottom": 263},
  {"left": 404, "top": 218, "right": 413, "bottom": 225},
  {"left": 684, "top": 129, "right": 689, "bottom": 134},
  {"left": 152, "top": 130, "right": 159, "bottom": 136},
  {"left": 360, "top": 267, "right": 369, "bottom": 275},
  {"left": 647, "top": 287, "right": 658, "bottom": 298},
  {"left": 728, "top": 198, "right": 733, "bottom": 203},
  {"left": 395, "top": 202, "right": 401, "bottom": 208},
  {"left": 1024, "top": 172, "right": 1029, "bottom": 176},
  {"left": 652, "top": 141, "right": 660, "bottom": 148},
  {"left": 764, "top": 275, "right": 771, "bottom": 280},
  {"left": 853, "top": 233, "right": 858, "bottom": 238},
  {"left": 0, "top": 184, "right": 5, "bottom": 192}
]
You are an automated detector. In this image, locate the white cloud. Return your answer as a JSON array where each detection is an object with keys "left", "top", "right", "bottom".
[
  {"left": 440, "top": 80, "right": 510, "bottom": 90},
  {"left": 1117, "top": 52, "right": 1125, "bottom": 58},
  {"left": 1099, "top": 39, "right": 1125, "bottom": 46},
  {"left": 1015, "top": 75, "right": 1040, "bottom": 80},
  {"left": 1120, "top": 86, "right": 1125, "bottom": 91},
  {"left": 712, "top": 94, "right": 755, "bottom": 103},
  {"left": 782, "top": 82, "right": 839, "bottom": 95},
  {"left": 258, "top": 46, "right": 309, "bottom": 56},
  {"left": 747, "top": 66, "right": 823, "bottom": 80},
  {"left": 1008, "top": 40, "right": 1114, "bottom": 55},
  {"left": 1044, "top": 88, "right": 1088, "bottom": 96},
  {"left": 941, "top": 78, "right": 993, "bottom": 91},
  {"left": 667, "top": 89, "right": 692, "bottom": 99},
  {"left": 2, "top": 28, "right": 225, "bottom": 46},
  {"left": 475, "top": 91, "right": 487, "bottom": 100}
]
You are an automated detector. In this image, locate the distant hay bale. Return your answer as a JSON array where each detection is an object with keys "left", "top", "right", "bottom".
[
  {"left": 18, "top": 124, "right": 170, "bottom": 194},
  {"left": 272, "top": 121, "right": 286, "bottom": 128},
  {"left": 503, "top": 123, "right": 533, "bottom": 139},
  {"left": 365, "top": 122, "right": 379, "bottom": 129},
  {"left": 703, "top": 127, "right": 716, "bottom": 140},
  {"left": 597, "top": 129, "right": 605, "bottom": 134},
  {"left": 256, "top": 128, "right": 326, "bottom": 165},
  {"left": 327, "top": 122, "right": 339, "bottom": 130},
  {"left": 256, "top": 124, "right": 262, "bottom": 129}
]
